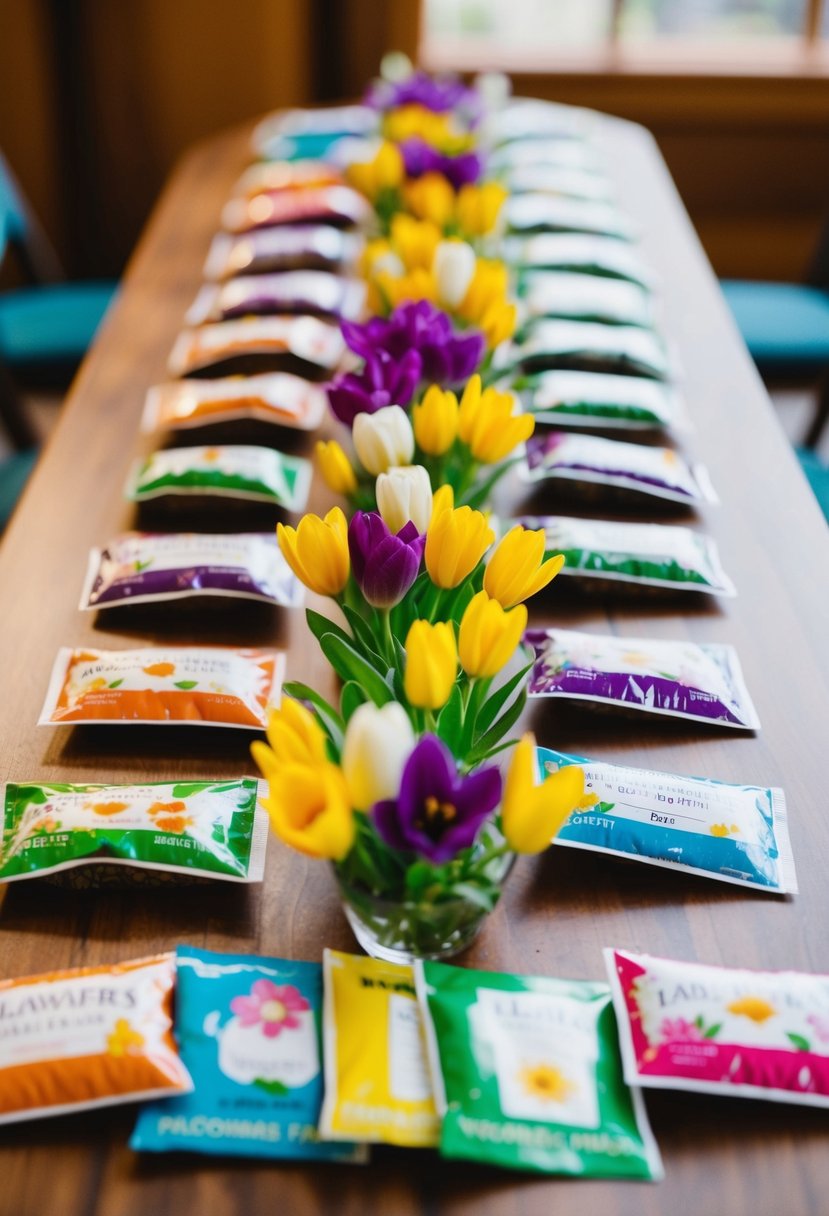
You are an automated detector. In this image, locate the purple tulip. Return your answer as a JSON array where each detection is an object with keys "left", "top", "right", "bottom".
[
  {"left": 342, "top": 301, "right": 484, "bottom": 389},
  {"left": 348, "top": 512, "right": 425, "bottom": 609},
  {"left": 400, "top": 139, "right": 484, "bottom": 190},
  {"left": 327, "top": 348, "right": 422, "bottom": 426},
  {"left": 365, "top": 71, "right": 481, "bottom": 121},
  {"left": 372, "top": 735, "right": 502, "bottom": 864}
]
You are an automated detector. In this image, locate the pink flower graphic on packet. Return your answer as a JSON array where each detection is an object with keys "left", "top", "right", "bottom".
[
  {"left": 230, "top": 980, "right": 310, "bottom": 1038},
  {"left": 660, "top": 1017, "right": 704, "bottom": 1043}
]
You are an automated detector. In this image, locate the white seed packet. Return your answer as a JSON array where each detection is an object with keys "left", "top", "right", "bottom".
[
  {"left": 519, "top": 369, "right": 687, "bottom": 431},
  {"left": 520, "top": 274, "right": 654, "bottom": 329},
  {"left": 185, "top": 273, "right": 366, "bottom": 326},
  {"left": 489, "top": 97, "right": 598, "bottom": 144},
  {"left": 511, "top": 319, "right": 672, "bottom": 380},
  {"left": 506, "top": 195, "right": 635, "bottom": 241},
  {"left": 526, "top": 627, "right": 761, "bottom": 730},
  {"left": 504, "top": 233, "right": 656, "bottom": 289},
  {"left": 168, "top": 316, "right": 346, "bottom": 377},
  {"left": 491, "top": 139, "right": 602, "bottom": 174},
  {"left": 504, "top": 164, "right": 614, "bottom": 201},
  {"left": 141, "top": 373, "right": 327, "bottom": 434},
  {"left": 203, "top": 227, "right": 363, "bottom": 281},
  {"left": 125, "top": 445, "right": 312, "bottom": 510}
]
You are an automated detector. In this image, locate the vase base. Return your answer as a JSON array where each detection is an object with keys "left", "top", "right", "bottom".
[{"left": 341, "top": 902, "right": 483, "bottom": 964}]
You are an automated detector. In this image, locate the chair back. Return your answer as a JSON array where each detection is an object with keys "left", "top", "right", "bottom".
[{"left": 0, "top": 154, "right": 30, "bottom": 267}]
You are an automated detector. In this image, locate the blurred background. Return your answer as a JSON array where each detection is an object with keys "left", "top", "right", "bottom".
[{"left": 1, "top": 0, "right": 829, "bottom": 514}]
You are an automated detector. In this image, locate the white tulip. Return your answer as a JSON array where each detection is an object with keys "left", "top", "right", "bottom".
[
  {"left": 342, "top": 702, "right": 415, "bottom": 809},
  {"left": 376, "top": 465, "right": 433, "bottom": 535},
  {"left": 433, "top": 239, "right": 477, "bottom": 311},
  {"left": 353, "top": 404, "right": 414, "bottom": 476}
]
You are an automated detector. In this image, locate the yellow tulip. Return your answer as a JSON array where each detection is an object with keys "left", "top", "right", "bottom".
[
  {"left": 458, "top": 382, "right": 534, "bottom": 464},
  {"left": 425, "top": 503, "right": 494, "bottom": 588},
  {"left": 389, "top": 214, "right": 442, "bottom": 272},
  {"left": 457, "top": 258, "right": 510, "bottom": 324},
  {"left": 479, "top": 298, "right": 518, "bottom": 347},
  {"left": 277, "top": 506, "right": 349, "bottom": 597},
  {"left": 251, "top": 699, "right": 328, "bottom": 783},
  {"left": 315, "top": 440, "right": 357, "bottom": 496},
  {"left": 375, "top": 267, "right": 437, "bottom": 310},
  {"left": 501, "top": 734, "right": 585, "bottom": 854},
  {"left": 403, "top": 172, "right": 455, "bottom": 229},
  {"left": 383, "top": 104, "right": 457, "bottom": 148},
  {"left": 263, "top": 761, "right": 355, "bottom": 860},
  {"left": 430, "top": 482, "right": 454, "bottom": 522},
  {"left": 455, "top": 182, "right": 508, "bottom": 237},
  {"left": 413, "top": 385, "right": 459, "bottom": 455},
  {"left": 484, "top": 526, "right": 565, "bottom": 609},
  {"left": 346, "top": 141, "right": 404, "bottom": 200},
  {"left": 458, "top": 591, "right": 527, "bottom": 678},
  {"left": 404, "top": 620, "right": 457, "bottom": 710}
]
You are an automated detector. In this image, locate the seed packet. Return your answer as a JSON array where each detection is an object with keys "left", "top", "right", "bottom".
[
  {"left": 0, "top": 953, "right": 191, "bottom": 1124},
  {"left": 0, "top": 778, "right": 268, "bottom": 884},
  {"left": 525, "top": 627, "right": 761, "bottom": 729},
  {"left": 520, "top": 276, "right": 654, "bottom": 330},
  {"left": 222, "top": 186, "right": 373, "bottom": 236},
  {"left": 131, "top": 946, "right": 366, "bottom": 1161},
  {"left": 510, "top": 320, "right": 671, "bottom": 381},
  {"left": 414, "top": 959, "right": 662, "bottom": 1180},
  {"left": 539, "top": 749, "right": 795, "bottom": 893},
  {"left": 605, "top": 948, "right": 829, "bottom": 1108},
  {"left": 505, "top": 164, "right": 614, "bottom": 202},
  {"left": 186, "top": 273, "right": 366, "bottom": 326},
  {"left": 319, "top": 950, "right": 440, "bottom": 1149},
  {"left": 517, "top": 369, "right": 685, "bottom": 430},
  {"left": 490, "top": 98, "right": 596, "bottom": 144},
  {"left": 523, "top": 432, "right": 717, "bottom": 506},
  {"left": 505, "top": 234, "right": 655, "bottom": 289},
  {"left": 126, "top": 446, "right": 311, "bottom": 510},
  {"left": 80, "top": 533, "right": 303, "bottom": 611},
  {"left": 141, "top": 374, "right": 327, "bottom": 434},
  {"left": 231, "top": 160, "right": 346, "bottom": 201},
  {"left": 492, "top": 139, "right": 602, "bottom": 175},
  {"left": 168, "top": 316, "right": 345, "bottom": 378},
  {"left": 252, "top": 104, "right": 379, "bottom": 158},
  {"left": 38, "top": 646, "right": 285, "bottom": 729},
  {"left": 203, "top": 227, "right": 363, "bottom": 281},
  {"left": 506, "top": 196, "right": 634, "bottom": 241},
  {"left": 514, "top": 515, "right": 735, "bottom": 596}
]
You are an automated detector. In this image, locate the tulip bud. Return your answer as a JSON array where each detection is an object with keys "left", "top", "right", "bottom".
[
  {"left": 315, "top": 440, "right": 357, "bottom": 496},
  {"left": 433, "top": 239, "right": 477, "bottom": 311},
  {"left": 413, "top": 385, "right": 459, "bottom": 456},
  {"left": 404, "top": 620, "right": 457, "bottom": 710},
  {"left": 353, "top": 405, "right": 415, "bottom": 476},
  {"left": 342, "top": 702, "right": 415, "bottom": 810},
  {"left": 376, "top": 465, "right": 433, "bottom": 535}
]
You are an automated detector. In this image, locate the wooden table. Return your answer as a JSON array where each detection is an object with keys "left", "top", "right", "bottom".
[{"left": 1, "top": 113, "right": 828, "bottom": 1216}]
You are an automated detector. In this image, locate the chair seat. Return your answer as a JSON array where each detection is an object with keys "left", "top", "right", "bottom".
[
  {"left": 0, "top": 281, "right": 116, "bottom": 364},
  {"left": 720, "top": 281, "right": 829, "bottom": 371},
  {"left": 0, "top": 447, "right": 38, "bottom": 528}
]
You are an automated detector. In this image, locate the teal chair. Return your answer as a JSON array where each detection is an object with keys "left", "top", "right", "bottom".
[
  {"left": 0, "top": 447, "right": 37, "bottom": 531},
  {"left": 796, "top": 447, "right": 829, "bottom": 524}
]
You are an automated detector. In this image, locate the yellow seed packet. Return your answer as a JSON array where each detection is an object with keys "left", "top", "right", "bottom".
[{"left": 319, "top": 949, "right": 440, "bottom": 1148}]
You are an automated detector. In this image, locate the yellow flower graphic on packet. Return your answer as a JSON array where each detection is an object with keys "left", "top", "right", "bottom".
[
  {"left": 726, "top": 997, "right": 777, "bottom": 1023},
  {"left": 520, "top": 1063, "right": 575, "bottom": 1104},
  {"left": 107, "top": 1019, "right": 146, "bottom": 1058}
]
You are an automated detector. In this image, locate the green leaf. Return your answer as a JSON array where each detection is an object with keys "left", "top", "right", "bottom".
[
  {"left": 463, "top": 460, "right": 518, "bottom": 512},
  {"left": 436, "top": 684, "right": 464, "bottom": 750},
  {"left": 473, "top": 661, "right": 532, "bottom": 738},
  {"left": 108, "top": 679, "right": 124, "bottom": 689},
  {"left": 694, "top": 1015, "right": 704, "bottom": 1029},
  {"left": 319, "top": 634, "right": 393, "bottom": 707},
  {"left": 703, "top": 1023, "right": 722, "bottom": 1039},
  {"left": 282, "top": 681, "right": 344, "bottom": 747},
  {"left": 787, "top": 1032, "right": 811, "bottom": 1052},
  {"left": 305, "top": 608, "right": 352, "bottom": 652},
  {"left": 467, "top": 688, "right": 527, "bottom": 764},
  {"left": 449, "top": 881, "right": 499, "bottom": 913},
  {"left": 340, "top": 680, "right": 367, "bottom": 722},
  {"left": 174, "top": 680, "right": 198, "bottom": 690},
  {"left": 253, "top": 1078, "right": 289, "bottom": 1095},
  {"left": 340, "top": 605, "right": 387, "bottom": 670}
]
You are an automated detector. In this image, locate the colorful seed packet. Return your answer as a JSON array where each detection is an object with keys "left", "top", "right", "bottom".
[
  {"left": 222, "top": 185, "right": 373, "bottom": 235},
  {"left": 505, "top": 233, "right": 655, "bottom": 288},
  {"left": 80, "top": 533, "right": 303, "bottom": 611},
  {"left": 231, "top": 160, "right": 346, "bottom": 201},
  {"left": 506, "top": 195, "right": 634, "bottom": 241},
  {"left": 606, "top": 948, "right": 829, "bottom": 1108},
  {"left": 505, "top": 164, "right": 614, "bottom": 202},
  {"left": 141, "top": 374, "right": 327, "bottom": 433},
  {"left": 414, "top": 959, "right": 662, "bottom": 1180},
  {"left": 525, "top": 627, "right": 761, "bottom": 729},
  {"left": 0, "top": 954, "right": 192, "bottom": 1124},
  {"left": 517, "top": 369, "right": 685, "bottom": 430},
  {"left": 251, "top": 104, "right": 379, "bottom": 159},
  {"left": 0, "top": 778, "right": 267, "bottom": 884},
  {"left": 126, "top": 445, "right": 311, "bottom": 510},
  {"left": 514, "top": 515, "right": 735, "bottom": 596},
  {"left": 38, "top": 646, "right": 284, "bottom": 729},
  {"left": 520, "top": 276, "right": 654, "bottom": 330},
  {"left": 523, "top": 432, "right": 717, "bottom": 506},
  {"left": 167, "top": 316, "right": 345, "bottom": 378},
  {"left": 131, "top": 946, "right": 366, "bottom": 1161},
  {"left": 319, "top": 950, "right": 440, "bottom": 1149},
  {"left": 203, "top": 226, "right": 363, "bottom": 281},
  {"left": 511, "top": 320, "right": 672, "bottom": 381},
  {"left": 538, "top": 749, "right": 795, "bottom": 893},
  {"left": 186, "top": 273, "right": 366, "bottom": 326}
]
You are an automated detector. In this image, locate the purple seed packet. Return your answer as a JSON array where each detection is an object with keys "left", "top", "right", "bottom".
[
  {"left": 525, "top": 627, "right": 760, "bottom": 729},
  {"left": 186, "top": 273, "right": 366, "bottom": 325}
]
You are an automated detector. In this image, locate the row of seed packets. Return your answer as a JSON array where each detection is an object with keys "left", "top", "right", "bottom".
[{"left": 4, "top": 943, "right": 829, "bottom": 1180}]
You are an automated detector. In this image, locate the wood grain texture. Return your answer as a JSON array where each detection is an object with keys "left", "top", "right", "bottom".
[{"left": 0, "top": 115, "right": 828, "bottom": 1214}]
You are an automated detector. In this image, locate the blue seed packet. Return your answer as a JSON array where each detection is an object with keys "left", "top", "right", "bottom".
[
  {"left": 130, "top": 945, "right": 366, "bottom": 1161},
  {"left": 539, "top": 748, "right": 796, "bottom": 895}
]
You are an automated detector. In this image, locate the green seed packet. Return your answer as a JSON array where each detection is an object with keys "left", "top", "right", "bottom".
[
  {"left": 126, "top": 445, "right": 311, "bottom": 510},
  {"left": 414, "top": 959, "right": 662, "bottom": 1180},
  {"left": 0, "top": 778, "right": 267, "bottom": 884}
]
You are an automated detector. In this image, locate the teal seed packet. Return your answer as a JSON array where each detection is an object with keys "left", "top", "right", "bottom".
[
  {"left": 414, "top": 959, "right": 662, "bottom": 1180},
  {"left": 131, "top": 946, "right": 366, "bottom": 1162}
]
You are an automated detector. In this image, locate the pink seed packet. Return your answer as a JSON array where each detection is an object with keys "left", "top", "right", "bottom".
[
  {"left": 221, "top": 185, "right": 373, "bottom": 236},
  {"left": 606, "top": 948, "right": 829, "bottom": 1108}
]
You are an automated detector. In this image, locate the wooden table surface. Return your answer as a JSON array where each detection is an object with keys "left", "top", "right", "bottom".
[{"left": 1, "top": 113, "right": 828, "bottom": 1216}]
